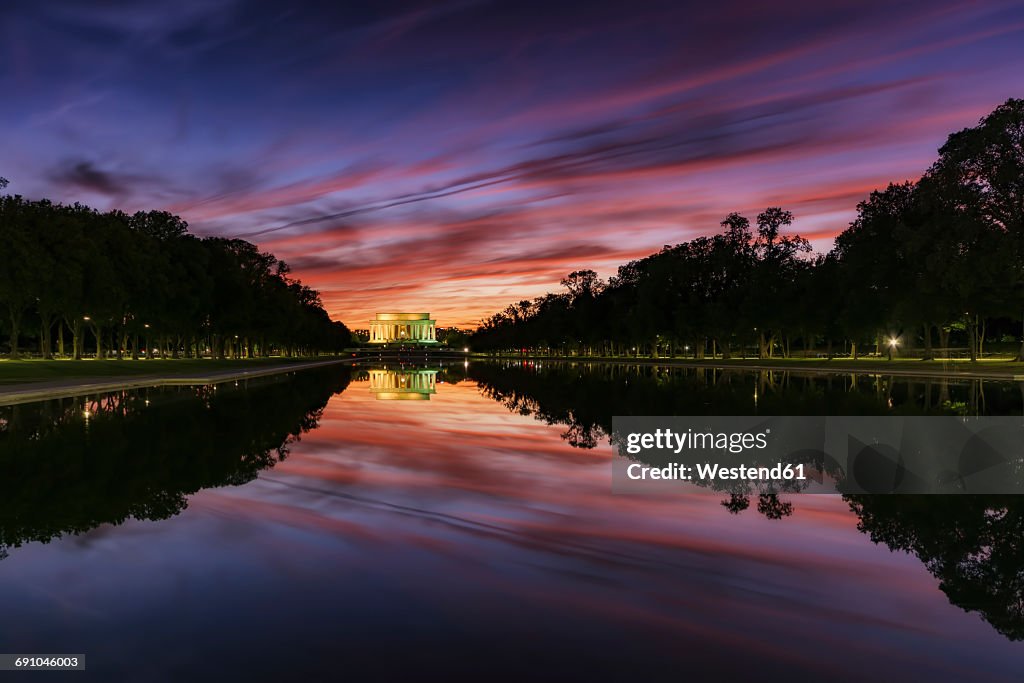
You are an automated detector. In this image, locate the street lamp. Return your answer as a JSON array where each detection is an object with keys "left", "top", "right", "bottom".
[{"left": 887, "top": 337, "right": 899, "bottom": 361}]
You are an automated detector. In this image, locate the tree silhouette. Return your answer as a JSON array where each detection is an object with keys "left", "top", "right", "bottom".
[
  {"left": 0, "top": 194, "right": 352, "bottom": 358},
  {"left": 471, "top": 99, "right": 1024, "bottom": 363},
  {"left": 847, "top": 495, "right": 1024, "bottom": 640},
  {"left": 721, "top": 493, "right": 750, "bottom": 514},
  {"left": 756, "top": 494, "right": 794, "bottom": 519}
]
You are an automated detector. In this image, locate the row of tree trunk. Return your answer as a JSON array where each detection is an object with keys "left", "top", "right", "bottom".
[
  {"left": 490, "top": 323, "right": 1007, "bottom": 361},
  {"left": 3, "top": 318, "right": 308, "bottom": 360}
]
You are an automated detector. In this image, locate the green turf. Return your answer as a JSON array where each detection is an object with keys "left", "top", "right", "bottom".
[{"left": 0, "top": 357, "right": 320, "bottom": 385}]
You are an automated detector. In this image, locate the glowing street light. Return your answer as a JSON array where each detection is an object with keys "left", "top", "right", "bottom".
[{"left": 887, "top": 337, "right": 899, "bottom": 361}]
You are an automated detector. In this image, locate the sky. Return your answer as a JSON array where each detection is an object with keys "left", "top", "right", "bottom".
[{"left": 2, "top": 1, "right": 1023, "bottom": 328}]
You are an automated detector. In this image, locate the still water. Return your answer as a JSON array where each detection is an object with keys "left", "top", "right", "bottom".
[{"left": 0, "top": 362, "right": 1021, "bottom": 681}]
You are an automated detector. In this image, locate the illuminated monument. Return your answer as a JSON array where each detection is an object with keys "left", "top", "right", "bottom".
[
  {"left": 368, "top": 368, "right": 438, "bottom": 400},
  {"left": 368, "top": 312, "right": 437, "bottom": 345}
]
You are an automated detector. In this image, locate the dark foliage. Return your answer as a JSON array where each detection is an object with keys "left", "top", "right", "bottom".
[{"left": 0, "top": 201, "right": 352, "bottom": 358}]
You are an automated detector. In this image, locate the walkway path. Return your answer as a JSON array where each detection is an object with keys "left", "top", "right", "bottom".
[
  {"left": 0, "top": 358, "right": 351, "bottom": 406},
  {"left": 479, "top": 354, "right": 1024, "bottom": 381}
]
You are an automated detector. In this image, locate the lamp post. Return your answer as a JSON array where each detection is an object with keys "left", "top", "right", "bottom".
[
  {"left": 82, "top": 316, "right": 95, "bottom": 360},
  {"left": 888, "top": 337, "right": 899, "bottom": 361}
]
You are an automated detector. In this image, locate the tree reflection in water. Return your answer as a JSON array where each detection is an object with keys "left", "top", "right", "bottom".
[
  {"left": 470, "top": 360, "right": 1024, "bottom": 640},
  {"left": 0, "top": 367, "right": 350, "bottom": 558},
  {"left": 469, "top": 361, "right": 1018, "bottom": 512},
  {"left": 847, "top": 495, "right": 1024, "bottom": 641},
  {"left": 471, "top": 360, "right": 1020, "bottom": 441}
]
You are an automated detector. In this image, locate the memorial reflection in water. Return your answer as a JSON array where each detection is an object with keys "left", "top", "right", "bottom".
[{"left": 368, "top": 368, "right": 438, "bottom": 400}]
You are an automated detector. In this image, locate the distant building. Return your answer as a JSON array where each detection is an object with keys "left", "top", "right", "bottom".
[{"left": 368, "top": 312, "right": 437, "bottom": 344}]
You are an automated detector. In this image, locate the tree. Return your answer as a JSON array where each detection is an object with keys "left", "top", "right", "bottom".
[
  {"left": 0, "top": 190, "right": 347, "bottom": 359},
  {"left": 925, "top": 98, "right": 1024, "bottom": 359},
  {"left": 746, "top": 208, "right": 809, "bottom": 358},
  {"left": 0, "top": 196, "right": 47, "bottom": 358},
  {"left": 929, "top": 98, "right": 1024, "bottom": 235}
]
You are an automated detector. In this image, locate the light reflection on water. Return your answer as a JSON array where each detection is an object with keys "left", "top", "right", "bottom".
[{"left": 0, "top": 363, "right": 1020, "bottom": 682}]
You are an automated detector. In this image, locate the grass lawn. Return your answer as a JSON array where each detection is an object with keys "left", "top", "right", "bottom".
[{"left": 0, "top": 357, "right": 323, "bottom": 385}]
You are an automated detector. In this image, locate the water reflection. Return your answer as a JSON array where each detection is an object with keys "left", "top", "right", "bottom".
[
  {"left": 474, "top": 360, "right": 1021, "bottom": 425},
  {"left": 353, "top": 363, "right": 469, "bottom": 400},
  {"left": 1, "top": 362, "right": 1022, "bottom": 680},
  {"left": 367, "top": 368, "right": 438, "bottom": 400},
  {"left": 467, "top": 360, "right": 1024, "bottom": 641},
  {"left": 847, "top": 495, "right": 1024, "bottom": 641},
  {"left": 0, "top": 367, "right": 350, "bottom": 560},
  {"left": 469, "top": 360, "right": 1023, "bottom": 456}
]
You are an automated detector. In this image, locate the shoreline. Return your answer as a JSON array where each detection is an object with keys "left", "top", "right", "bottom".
[
  {"left": 4, "top": 352, "right": 1022, "bottom": 406},
  {"left": 0, "top": 358, "right": 352, "bottom": 406},
  {"left": 470, "top": 353, "right": 1024, "bottom": 381}
]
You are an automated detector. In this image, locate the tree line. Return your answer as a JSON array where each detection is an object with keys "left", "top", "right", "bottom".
[
  {"left": 472, "top": 98, "right": 1024, "bottom": 362},
  {"left": 0, "top": 179, "right": 352, "bottom": 360}
]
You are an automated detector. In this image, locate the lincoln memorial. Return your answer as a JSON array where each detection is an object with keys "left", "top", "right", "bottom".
[{"left": 368, "top": 312, "right": 438, "bottom": 344}]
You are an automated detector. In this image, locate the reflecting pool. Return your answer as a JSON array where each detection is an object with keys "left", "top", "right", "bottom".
[{"left": 0, "top": 361, "right": 1020, "bottom": 681}]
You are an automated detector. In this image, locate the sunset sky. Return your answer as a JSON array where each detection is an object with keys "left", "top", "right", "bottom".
[{"left": 3, "top": 0, "right": 1024, "bottom": 328}]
